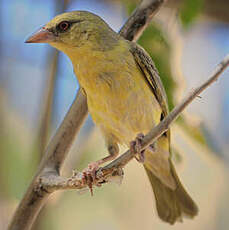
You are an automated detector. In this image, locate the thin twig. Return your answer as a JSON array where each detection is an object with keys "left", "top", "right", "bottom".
[
  {"left": 36, "top": 51, "right": 59, "bottom": 156},
  {"left": 35, "top": 0, "right": 71, "bottom": 157},
  {"left": 8, "top": 1, "right": 165, "bottom": 230},
  {"left": 38, "top": 54, "right": 229, "bottom": 191}
]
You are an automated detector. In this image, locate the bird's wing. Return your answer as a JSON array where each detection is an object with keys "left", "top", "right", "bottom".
[
  {"left": 129, "top": 43, "right": 198, "bottom": 222},
  {"left": 130, "top": 42, "right": 175, "bottom": 187},
  {"left": 129, "top": 42, "right": 169, "bottom": 118}
]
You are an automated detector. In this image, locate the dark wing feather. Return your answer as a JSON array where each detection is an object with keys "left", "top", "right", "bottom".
[
  {"left": 130, "top": 42, "right": 168, "bottom": 116},
  {"left": 129, "top": 42, "right": 169, "bottom": 137},
  {"left": 130, "top": 43, "right": 198, "bottom": 223}
]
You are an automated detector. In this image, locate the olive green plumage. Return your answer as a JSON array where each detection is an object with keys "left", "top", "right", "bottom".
[{"left": 27, "top": 11, "right": 198, "bottom": 224}]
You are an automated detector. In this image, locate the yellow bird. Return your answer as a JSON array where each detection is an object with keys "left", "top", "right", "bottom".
[{"left": 26, "top": 11, "right": 198, "bottom": 224}]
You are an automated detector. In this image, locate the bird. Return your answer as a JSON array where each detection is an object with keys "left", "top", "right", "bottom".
[{"left": 26, "top": 11, "right": 198, "bottom": 224}]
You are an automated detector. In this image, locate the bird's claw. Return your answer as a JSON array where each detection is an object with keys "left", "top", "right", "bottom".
[
  {"left": 130, "top": 133, "right": 145, "bottom": 163},
  {"left": 82, "top": 162, "right": 100, "bottom": 196}
]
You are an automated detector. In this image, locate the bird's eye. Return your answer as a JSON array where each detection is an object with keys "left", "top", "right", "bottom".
[{"left": 57, "top": 21, "right": 70, "bottom": 32}]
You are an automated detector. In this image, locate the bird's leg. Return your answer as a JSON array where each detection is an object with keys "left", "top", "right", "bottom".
[
  {"left": 130, "top": 133, "right": 157, "bottom": 163},
  {"left": 82, "top": 143, "right": 119, "bottom": 195},
  {"left": 130, "top": 133, "right": 145, "bottom": 163}
]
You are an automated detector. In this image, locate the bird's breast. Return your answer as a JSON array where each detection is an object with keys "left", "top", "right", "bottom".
[{"left": 73, "top": 47, "right": 161, "bottom": 145}]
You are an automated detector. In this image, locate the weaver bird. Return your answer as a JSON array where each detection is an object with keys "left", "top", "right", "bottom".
[{"left": 26, "top": 11, "right": 198, "bottom": 224}]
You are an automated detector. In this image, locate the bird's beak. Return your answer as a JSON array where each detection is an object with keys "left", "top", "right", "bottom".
[{"left": 25, "top": 27, "right": 56, "bottom": 43}]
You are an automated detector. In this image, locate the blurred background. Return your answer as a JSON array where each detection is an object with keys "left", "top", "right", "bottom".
[{"left": 0, "top": 0, "right": 229, "bottom": 229}]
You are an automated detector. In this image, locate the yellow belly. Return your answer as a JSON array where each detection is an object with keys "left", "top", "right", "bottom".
[
  {"left": 73, "top": 41, "right": 162, "bottom": 146},
  {"left": 86, "top": 66, "right": 161, "bottom": 145}
]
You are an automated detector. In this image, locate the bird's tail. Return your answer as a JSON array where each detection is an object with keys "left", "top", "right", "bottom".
[{"left": 144, "top": 159, "right": 198, "bottom": 224}]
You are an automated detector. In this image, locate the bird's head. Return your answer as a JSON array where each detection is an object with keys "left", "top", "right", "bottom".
[{"left": 26, "top": 11, "right": 119, "bottom": 54}]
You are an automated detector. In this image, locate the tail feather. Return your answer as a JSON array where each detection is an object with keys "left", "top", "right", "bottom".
[{"left": 144, "top": 160, "right": 198, "bottom": 224}]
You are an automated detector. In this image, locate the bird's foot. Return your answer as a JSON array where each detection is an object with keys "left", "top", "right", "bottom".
[
  {"left": 130, "top": 133, "right": 145, "bottom": 163},
  {"left": 82, "top": 162, "right": 101, "bottom": 196}
]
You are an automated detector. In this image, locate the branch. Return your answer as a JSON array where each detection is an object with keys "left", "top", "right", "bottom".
[
  {"left": 36, "top": 50, "right": 59, "bottom": 157},
  {"left": 8, "top": 89, "right": 88, "bottom": 230},
  {"left": 120, "top": 0, "right": 167, "bottom": 42},
  {"left": 8, "top": 1, "right": 165, "bottom": 230},
  {"left": 37, "top": 54, "right": 229, "bottom": 192}
]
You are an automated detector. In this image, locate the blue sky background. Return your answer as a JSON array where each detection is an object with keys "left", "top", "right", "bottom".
[{"left": 0, "top": 0, "right": 125, "bottom": 132}]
